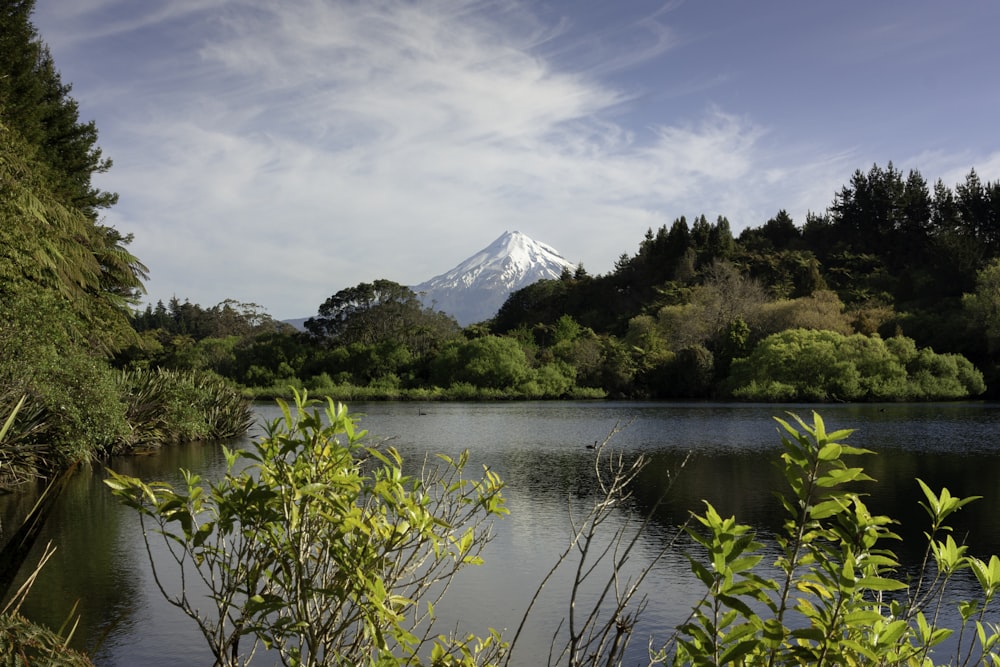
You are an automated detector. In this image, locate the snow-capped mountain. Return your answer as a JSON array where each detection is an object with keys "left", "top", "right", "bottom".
[{"left": 412, "top": 231, "right": 575, "bottom": 326}]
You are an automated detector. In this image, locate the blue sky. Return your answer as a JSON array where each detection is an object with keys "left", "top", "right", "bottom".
[{"left": 33, "top": 0, "right": 1000, "bottom": 320}]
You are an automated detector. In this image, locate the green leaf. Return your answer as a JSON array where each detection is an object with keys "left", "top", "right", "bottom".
[
  {"left": 817, "top": 442, "right": 842, "bottom": 461},
  {"left": 877, "top": 619, "right": 909, "bottom": 646},
  {"left": 719, "top": 639, "right": 759, "bottom": 664},
  {"left": 718, "top": 594, "right": 755, "bottom": 618},
  {"left": 809, "top": 499, "right": 846, "bottom": 519},
  {"left": 857, "top": 575, "right": 907, "bottom": 592},
  {"left": 689, "top": 559, "right": 716, "bottom": 588}
]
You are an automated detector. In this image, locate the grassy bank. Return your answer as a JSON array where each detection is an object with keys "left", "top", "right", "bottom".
[{"left": 244, "top": 380, "right": 608, "bottom": 402}]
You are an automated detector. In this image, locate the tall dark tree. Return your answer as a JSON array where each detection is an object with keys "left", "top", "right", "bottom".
[
  {"left": 306, "top": 280, "right": 459, "bottom": 351},
  {"left": 0, "top": 1, "right": 45, "bottom": 140},
  {"left": 830, "top": 162, "right": 906, "bottom": 259},
  {"left": 0, "top": 1, "right": 116, "bottom": 219},
  {"left": 930, "top": 175, "right": 985, "bottom": 297},
  {"left": 767, "top": 210, "right": 800, "bottom": 248},
  {"left": 900, "top": 171, "right": 932, "bottom": 234},
  {"left": 954, "top": 169, "right": 1000, "bottom": 257},
  {"left": 931, "top": 178, "right": 961, "bottom": 235},
  {"left": 664, "top": 217, "right": 692, "bottom": 270},
  {"left": 741, "top": 210, "right": 802, "bottom": 251},
  {"left": 1, "top": 121, "right": 142, "bottom": 352},
  {"left": 801, "top": 211, "right": 838, "bottom": 261},
  {"left": 691, "top": 214, "right": 711, "bottom": 260},
  {"left": 633, "top": 217, "right": 694, "bottom": 286},
  {"left": 0, "top": 0, "right": 145, "bottom": 354},
  {"left": 707, "top": 215, "right": 736, "bottom": 260},
  {"left": 817, "top": 163, "right": 949, "bottom": 304}
]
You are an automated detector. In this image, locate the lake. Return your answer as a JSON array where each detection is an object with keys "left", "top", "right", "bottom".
[{"left": 4, "top": 400, "right": 1000, "bottom": 665}]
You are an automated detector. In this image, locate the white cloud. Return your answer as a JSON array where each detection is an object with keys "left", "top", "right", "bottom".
[{"left": 33, "top": 0, "right": 1000, "bottom": 319}]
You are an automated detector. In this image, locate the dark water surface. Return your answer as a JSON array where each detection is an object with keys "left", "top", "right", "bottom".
[{"left": 4, "top": 401, "right": 1000, "bottom": 665}]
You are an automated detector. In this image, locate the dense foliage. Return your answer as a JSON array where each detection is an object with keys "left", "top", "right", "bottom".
[
  {"left": 725, "top": 329, "right": 985, "bottom": 402},
  {"left": 0, "top": 2, "right": 252, "bottom": 482},
  {"left": 127, "top": 177, "right": 999, "bottom": 401}
]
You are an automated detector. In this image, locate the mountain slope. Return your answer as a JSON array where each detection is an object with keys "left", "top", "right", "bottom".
[{"left": 412, "top": 231, "right": 575, "bottom": 326}]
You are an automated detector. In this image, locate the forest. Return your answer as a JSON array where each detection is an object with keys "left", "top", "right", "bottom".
[{"left": 128, "top": 161, "right": 998, "bottom": 406}]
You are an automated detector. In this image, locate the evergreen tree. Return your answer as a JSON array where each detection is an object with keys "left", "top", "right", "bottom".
[
  {"left": 0, "top": 0, "right": 117, "bottom": 219},
  {"left": 0, "top": 0, "right": 145, "bottom": 355},
  {"left": 931, "top": 175, "right": 982, "bottom": 297},
  {"left": 691, "top": 214, "right": 711, "bottom": 260},
  {"left": 830, "top": 162, "right": 906, "bottom": 259},
  {"left": 0, "top": 120, "right": 141, "bottom": 352},
  {"left": 665, "top": 216, "right": 692, "bottom": 269},
  {"left": 954, "top": 169, "right": 1000, "bottom": 257},
  {"left": 707, "top": 215, "right": 736, "bottom": 259},
  {"left": 801, "top": 211, "right": 838, "bottom": 261}
]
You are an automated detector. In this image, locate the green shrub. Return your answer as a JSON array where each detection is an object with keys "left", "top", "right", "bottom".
[
  {"left": 0, "top": 292, "right": 128, "bottom": 469},
  {"left": 106, "top": 392, "right": 508, "bottom": 666},
  {"left": 521, "top": 362, "right": 576, "bottom": 398},
  {"left": 654, "top": 412, "right": 1000, "bottom": 666},
  {"left": 431, "top": 336, "right": 532, "bottom": 390},
  {"left": 730, "top": 379, "right": 797, "bottom": 402},
  {"left": 445, "top": 382, "right": 491, "bottom": 401},
  {"left": 566, "top": 386, "right": 608, "bottom": 399},
  {"left": 726, "top": 329, "right": 985, "bottom": 401},
  {"left": 307, "top": 372, "right": 335, "bottom": 392}
]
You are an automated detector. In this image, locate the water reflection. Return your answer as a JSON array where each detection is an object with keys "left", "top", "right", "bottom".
[
  {"left": 1, "top": 401, "right": 998, "bottom": 665},
  {"left": 0, "top": 439, "right": 240, "bottom": 664}
]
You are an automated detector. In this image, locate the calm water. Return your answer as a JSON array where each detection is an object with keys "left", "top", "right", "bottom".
[{"left": 4, "top": 400, "right": 1000, "bottom": 665}]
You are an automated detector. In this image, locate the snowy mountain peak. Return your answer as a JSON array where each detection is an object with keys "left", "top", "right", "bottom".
[{"left": 412, "top": 231, "right": 575, "bottom": 326}]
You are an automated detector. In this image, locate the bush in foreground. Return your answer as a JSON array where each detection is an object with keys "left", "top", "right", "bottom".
[
  {"left": 106, "top": 391, "right": 508, "bottom": 666},
  {"left": 652, "top": 413, "right": 1000, "bottom": 665}
]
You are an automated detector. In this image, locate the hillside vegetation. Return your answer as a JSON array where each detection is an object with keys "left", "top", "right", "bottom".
[
  {"left": 130, "top": 166, "right": 998, "bottom": 403},
  {"left": 0, "top": 1, "right": 251, "bottom": 485}
]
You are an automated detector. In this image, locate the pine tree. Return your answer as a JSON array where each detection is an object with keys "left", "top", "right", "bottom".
[
  {"left": 0, "top": 1, "right": 117, "bottom": 219},
  {"left": 0, "top": 0, "right": 146, "bottom": 352}
]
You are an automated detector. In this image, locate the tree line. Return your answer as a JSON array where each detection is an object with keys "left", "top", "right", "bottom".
[{"left": 124, "top": 163, "right": 1000, "bottom": 403}]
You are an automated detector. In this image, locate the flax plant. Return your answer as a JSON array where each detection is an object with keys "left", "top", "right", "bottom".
[{"left": 113, "top": 368, "right": 254, "bottom": 454}]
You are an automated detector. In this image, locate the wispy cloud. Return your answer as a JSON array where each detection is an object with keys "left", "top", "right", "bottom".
[{"left": 33, "top": 0, "right": 1000, "bottom": 318}]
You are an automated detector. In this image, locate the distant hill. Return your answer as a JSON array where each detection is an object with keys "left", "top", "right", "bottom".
[
  {"left": 411, "top": 231, "right": 575, "bottom": 326},
  {"left": 282, "top": 317, "right": 310, "bottom": 331}
]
